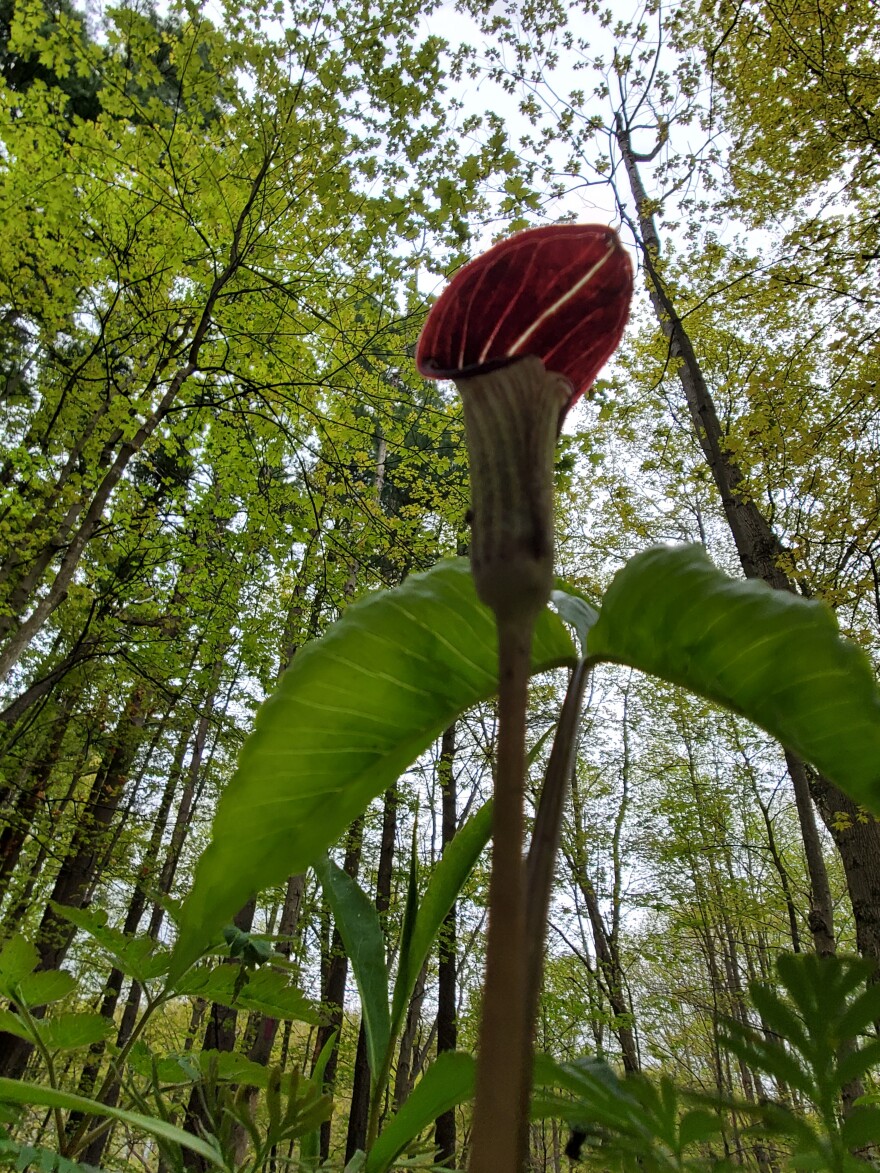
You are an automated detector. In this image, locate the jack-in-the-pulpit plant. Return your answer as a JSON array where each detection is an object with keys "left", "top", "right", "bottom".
[
  {"left": 141, "top": 213, "right": 880, "bottom": 1173},
  {"left": 416, "top": 224, "right": 634, "bottom": 1172}
]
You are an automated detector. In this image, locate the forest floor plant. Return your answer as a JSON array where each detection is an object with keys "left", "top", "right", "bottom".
[
  {"left": 414, "top": 223, "right": 634, "bottom": 1172},
  {"left": 4, "top": 225, "right": 880, "bottom": 1170}
]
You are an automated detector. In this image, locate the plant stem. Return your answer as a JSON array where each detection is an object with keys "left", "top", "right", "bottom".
[
  {"left": 68, "top": 990, "right": 167, "bottom": 1157},
  {"left": 470, "top": 616, "right": 534, "bottom": 1173},
  {"left": 525, "top": 658, "right": 593, "bottom": 1039},
  {"left": 15, "top": 998, "right": 65, "bottom": 1152},
  {"left": 455, "top": 356, "right": 568, "bottom": 1171},
  {"left": 366, "top": 1041, "right": 395, "bottom": 1150}
]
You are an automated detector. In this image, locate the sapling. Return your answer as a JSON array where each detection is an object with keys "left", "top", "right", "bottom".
[{"left": 415, "top": 223, "right": 633, "bottom": 1172}]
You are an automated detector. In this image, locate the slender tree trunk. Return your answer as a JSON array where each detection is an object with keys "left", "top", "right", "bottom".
[
  {"left": 0, "top": 694, "right": 73, "bottom": 898},
  {"left": 744, "top": 758, "right": 802, "bottom": 952},
  {"left": 345, "top": 788, "right": 398, "bottom": 1162},
  {"left": 81, "top": 668, "right": 234, "bottom": 1166},
  {"left": 0, "top": 633, "right": 101, "bottom": 726},
  {"left": 181, "top": 898, "right": 257, "bottom": 1172},
  {"left": 145, "top": 674, "right": 227, "bottom": 941},
  {"left": 567, "top": 770, "right": 639, "bottom": 1075},
  {"left": 237, "top": 541, "right": 321, "bottom": 1077},
  {"left": 614, "top": 115, "right": 868, "bottom": 961},
  {"left": 785, "top": 752, "right": 835, "bottom": 955},
  {"left": 70, "top": 712, "right": 199, "bottom": 1121},
  {"left": 0, "top": 685, "right": 152, "bottom": 1078},
  {"left": 0, "top": 736, "right": 89, "bottom": 936},
  {"left": 245, "top": 872, "right": 307, "bottom": 1068},
  {"left": 435, "top": 723, "right": 458, "bottom": 1166},
  {"left": 311, "top": 816, "right": 364, "bottom": 1163},
  {"left": 393, "top": 960, "right": 429, "bottom": 1110},
  {"left": 809, "top": 770, "right": 880, "bottom": 964}
]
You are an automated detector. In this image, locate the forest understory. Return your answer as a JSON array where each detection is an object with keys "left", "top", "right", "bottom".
[{"left": 1, "top": 0, "right": 879, "bottom": 1167}]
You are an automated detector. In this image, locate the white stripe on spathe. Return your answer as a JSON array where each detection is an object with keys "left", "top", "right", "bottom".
[{"left": 496, "top": 240, "right": 615, "bottom": 363}]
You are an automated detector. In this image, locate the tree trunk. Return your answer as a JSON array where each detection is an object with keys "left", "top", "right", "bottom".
[
  {"left": 0, "top": 694, "right": 73, "bottom": 898},
  {"left": 614, "top": 115, "right": 872, "bottom": 961},
  {"left": 311, "top": 816, "right": 364, "bottom": 1163},
  {"left": 809, "top": 769, "right": 880, "bottom": 965},
  {"left": 393, "top": 960, "right": 429, "bottom": 1110},
  {"left": 345, "top": 788, "right": 398, "bottom": 1162},
  {"left": 435, "top": 723, "right": 458, "bottom": 1166},
  {"left": 0, "top": 685, "right": 151, "bottom": 1078},
  {"left": 567, "top": 768, "right": 639, "bottom": 1075},
  {"left": 69, "top": 710, "right": 199, "bottom": 1130},
  {"left": 181, "top": 898, "right": 257, "bottom": 1172}
]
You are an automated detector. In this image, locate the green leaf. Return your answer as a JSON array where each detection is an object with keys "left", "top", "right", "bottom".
[
  {"left": 0, "top": 1140, "right": 102, "bottom": 1173},
  {"left": 364, "top": 1052, "right": 475, "bottom": 1173},
  {"left": 720, "top": 1019, "right": 811, "bottom": 1095},
  {"left": 0, "top": 1078, "right": 223, "bottom": 1167},
  {"left": 748, "top": 984, "right": 810, "bottom": 1054},
  {"left": 390, "top": 823, "right": 420, "bottom": 1078},
  {"left": 128, "top": 1041, "right": 201, "bottom": 1085},
  {"left": 312, "top": 1030, "right": 337, "bottom": 1085},
  {"left": 313, "top": 857, "right": 390, "bottom": 1081},
  {"left": 586, "top": 544, "right": 880, "bottom": 809},
  {"left": 197, "top": 1049, "right": 293, "bottom": 1089},
  {"left": 300, "top": 1032, "right": 337, "bottom": 1169},
  {"left": 835, "top": 982, "right": 880, "bottom": 1044},
  {"left": 527, "top": 724, "right": 555, "bottom": 767},
  {"left": 551, "top": 583, "right": 600, "bottom": 655},
  {"left": 172, "top": 558, "right": 575, "bottom": 978},
  {"left": 39, "top": 1013, "right": 115, "bottom": 1051},
  {"left": 0, "top": 937, "right": 39, "bottom": 992},
  {"left": 175, "top": 965, "right": 319, "bottom": 1024},
  {"left": 837, "top": 1039, "right": 880, "bottom": 1090},
  {"left": 531, "top": 1055, "right": 651, "bottom": 1148},
  {"left": 0, "top": 1010, "right": 32, "bottom": 1043},
  {"left": 16, "top": 970, "right": 77, "bottom": 1008},
  {"left": 0, "top": 937, "right": 76, "bottom": 1009},
  {"left": 840, "top": 1106, "right": 880, "bottom": 1148},
  {"left": 223, "top": 924, "right": 274, "bottom": 967},
  {"left": 390, "top": 800, "right": 492, "bottom": 1038},
  {"left": 678, "top": 1106, "right": 723, "bottom": 1149},
  {"left": 52, "top": 904, "right": 171, "bottom": 982}
]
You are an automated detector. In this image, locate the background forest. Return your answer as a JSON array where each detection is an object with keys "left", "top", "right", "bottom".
[{"left": 0, "top": 0, "right": 879, "bottom": 1168}]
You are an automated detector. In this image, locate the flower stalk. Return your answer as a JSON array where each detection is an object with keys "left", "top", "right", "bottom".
[
  {"left": 454, "top": 357, "right": 569, "bottom": 1172},
  {"left": 415, "top": 222, "right": 633, "bottom": 1172},
  {"left": 457, "top": 356, "right": 569, "bottom": 624}
]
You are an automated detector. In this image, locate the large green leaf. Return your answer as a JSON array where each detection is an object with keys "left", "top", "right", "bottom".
[
  {"left": 52, "top": 904, "right": 171, "bottom": 982},
  {"left": 587, "top": 544, "right": 880, "bottom": 810},
  {"left": 390, "top": 799, "right": 492, "bottom": 1038},
  {"left": 0, "top": 1079, "right": 223, "bottom": 1167},
  {"left": 176, "top": 964, "right": 320, "bottom": 1023},
  {"left": 313, "top": 857, "right": 390, "bottom": 1082},
  {"left": 171, "top": 558, "right": 575, "bottom": 978},
  {"left": 364, "top": 1052, "right": 475, "bottom": 1173}
]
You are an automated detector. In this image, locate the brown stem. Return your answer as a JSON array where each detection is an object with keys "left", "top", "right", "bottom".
[
  {"left": 525, "top": 659, "right": 593, "bottom": 1041},
  {"left": 470, "top": 616, "right": 534, "bottom": 1173},
  {"left": 457, "top": 356, "right": 568, "bottom": 1172}
]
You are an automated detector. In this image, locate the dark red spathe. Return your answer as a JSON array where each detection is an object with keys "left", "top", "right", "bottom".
[{"left": 416, "top": 224, "right": 633, "bottom": 406}]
